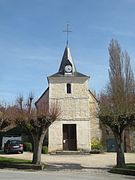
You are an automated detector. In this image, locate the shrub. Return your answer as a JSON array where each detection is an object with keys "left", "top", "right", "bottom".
[
  {"left": 91, "top": 138, "right": 103, "bottom": 151},
  {"left": 42, "top": 146, "right": 48, "bottom": 154},
  {"left": 23, "top": 142, "right": 32, "bottom": 152}
]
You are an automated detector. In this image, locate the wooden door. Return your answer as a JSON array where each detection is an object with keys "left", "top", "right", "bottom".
[{"left": 63, "top": 124, "right": 77, "bottom": 151}]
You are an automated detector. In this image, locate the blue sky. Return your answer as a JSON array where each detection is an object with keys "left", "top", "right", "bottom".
[{"left": 0, "top": 0, "right": 135, "bottom": 104}]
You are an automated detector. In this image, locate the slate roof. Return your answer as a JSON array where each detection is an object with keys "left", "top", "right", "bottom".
[
  {"left": 49, "top": 46, "right": 89, "bottom": 78},
  {"left": 49, "top": 71, "right": 89, "bottom": 78},
  {"left": 59, "top": 46, "right": 76, "bottom": 74},
  {"left": 35, "top": 87, "right": 49, "bottom": 106}
]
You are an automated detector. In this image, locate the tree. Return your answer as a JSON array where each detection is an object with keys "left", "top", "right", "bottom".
[
  {"left": 0, "top": 104, "right": 17, "bottom": 132},
  {"left": 15, "top": 94, "right": 61, "bottom": 165},
  {"left": 99, "top": 39, "right": 135, "bottom": 168}
]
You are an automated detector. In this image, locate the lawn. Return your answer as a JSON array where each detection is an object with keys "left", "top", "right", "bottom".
[
  {"left": 110, "top": 163, "right": 135, "bottom": 176},
  {"left": 0, "top": 156, "right": 31, "bottom": 164},
  {"left": 0, "top": 156, "right": 45, "bottom": 170},
  {"left": 126, "top": 163, "right": 135, "bottom": 170}
]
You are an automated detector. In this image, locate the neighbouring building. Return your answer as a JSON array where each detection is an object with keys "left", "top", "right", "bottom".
[{"left": 35, "top": 45, "right": 102, "bottom": 152}]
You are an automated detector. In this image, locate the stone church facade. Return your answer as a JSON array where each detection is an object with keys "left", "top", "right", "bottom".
[
  {"left": 35, "top": 45, "right": 135, "bottom": 153},
  {"left": 35, "top": 45, "right": 101, "bottom": 152}
]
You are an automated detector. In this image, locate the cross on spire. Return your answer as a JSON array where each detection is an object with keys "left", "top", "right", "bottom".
[{"left": 63, "top": 24, "right": 72, "bottom": 46}]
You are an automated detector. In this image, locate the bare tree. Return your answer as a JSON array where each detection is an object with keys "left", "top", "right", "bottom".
[
  {"left": 0, "top": 104, "right": 17, "bottom": 132},
  {"left": 15, "top": 95, "right": 61, "bottom": 165},
  {"left": 99, "top": 39, "right": 135, "bottom": 168}
]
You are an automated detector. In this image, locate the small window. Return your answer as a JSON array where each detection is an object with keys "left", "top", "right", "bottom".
[{"left": 67, "top": 83, "right": 71, "bottom": 94}]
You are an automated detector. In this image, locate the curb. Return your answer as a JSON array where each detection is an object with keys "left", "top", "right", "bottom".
[{"left": 0, "top": 163, "right": 45, "bottom": 170}]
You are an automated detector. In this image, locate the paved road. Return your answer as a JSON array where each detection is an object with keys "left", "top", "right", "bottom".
[
  {"left": 0, "top": 169, "right": 134, "bottom": 180},
  {"left": 0, "top": 170, "right": 135, "bottom": 180}
]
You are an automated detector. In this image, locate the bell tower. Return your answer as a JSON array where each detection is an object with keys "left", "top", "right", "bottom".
[
  {"left": 47, "top": 44, "right": 92, "bottom": 152},
  {"left": 35, "top": 25, "right": 101, "bottom": 152}
]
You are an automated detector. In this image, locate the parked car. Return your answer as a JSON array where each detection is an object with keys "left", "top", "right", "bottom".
[
  {"left": 2, "top": 135, "right": 22, "bottom": 149},
  {"left": 4, "top": 140, "right": 23, "bottom": 154}
]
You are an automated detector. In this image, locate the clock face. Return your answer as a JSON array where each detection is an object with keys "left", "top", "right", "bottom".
[{"left": 65, "top": 65, "right": 72, "bottom": 73}]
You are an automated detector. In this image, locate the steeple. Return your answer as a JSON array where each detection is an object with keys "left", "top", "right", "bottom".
[
  {"left": 58, "top": 46, "right": 76, "bottom": 75},
  {"left": 48, "top": 45, "right": 89, "bottom": 78},
  {"left": 48, "top": 24, "right": 89, "bottom": 78}
]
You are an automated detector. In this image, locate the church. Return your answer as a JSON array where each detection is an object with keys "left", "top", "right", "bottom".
[{"left": 35, "top": 45, "right": 102, "bottom": 152}]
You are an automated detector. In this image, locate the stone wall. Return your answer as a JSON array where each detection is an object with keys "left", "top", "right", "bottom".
[
  {"left": 48, "top": 76, "right": 90, "bottom": 120},
  {"left": 48, "top": 119, "right": 90, "bottom": 152},
  {"left": 88, "top": 91, "right": 102, "bottom": 141},
  {"left": 48, "top": 76, "right": 91, "bottom": 152},
  {"left": 48, "top": 76, "right": 89, "bottom": 99}
]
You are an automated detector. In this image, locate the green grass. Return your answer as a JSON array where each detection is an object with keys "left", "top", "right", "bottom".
[
  {"left": 0, "top": 156, "right": 31, "bottom": 164},
  {"left": 126, "top": 163, "right": 135, "bottom": 170},
  {"left": 0, "top": 157, "right": 45, "bottom": 170}
]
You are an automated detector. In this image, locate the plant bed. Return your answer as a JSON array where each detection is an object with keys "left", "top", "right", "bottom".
[
  {"left": 90, "top": 137, "right": 103, "bottom": 154},
  {"left": 0, "top": 157, "right": 45, "bottom": 170},
  {"left": 90, "top": 149, "right": 101, "bottom": 154}
]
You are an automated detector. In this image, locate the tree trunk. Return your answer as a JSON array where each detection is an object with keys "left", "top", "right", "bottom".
[
  {"left": 32, "top": 130, "right": 46, "bottom": 165},
  {"left": 114, "top": 132, "right": 126, "bottom": 168}
]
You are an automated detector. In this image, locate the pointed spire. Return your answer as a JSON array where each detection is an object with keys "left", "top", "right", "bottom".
[
  {"left": 48, "top": 45, "right": 89, "bottom": 78},
  {"left": 58, "top": 46, "right": 76, "bottom": 75}
]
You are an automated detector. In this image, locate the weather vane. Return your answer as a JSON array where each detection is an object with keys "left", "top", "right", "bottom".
[{"left": 63, "top": 23, "right": 72, "bottom": 46}]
